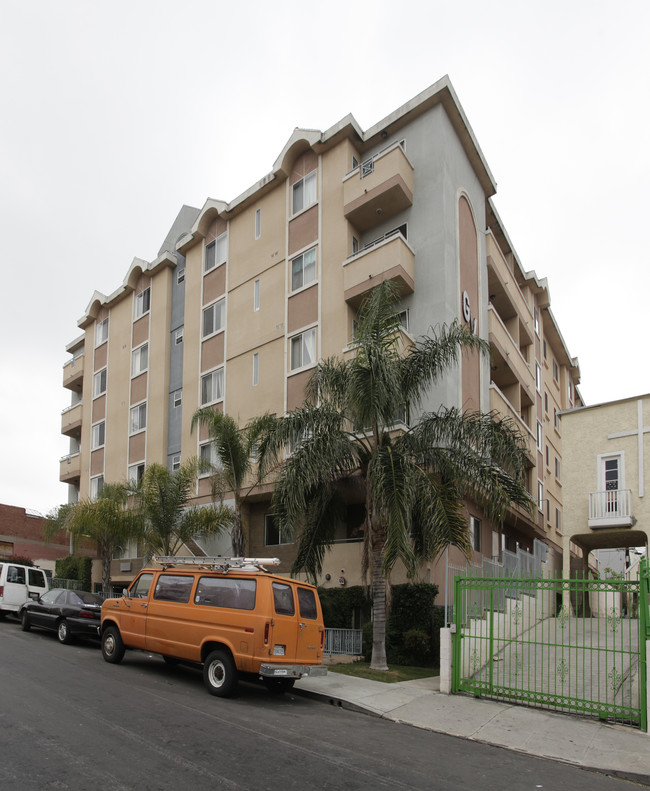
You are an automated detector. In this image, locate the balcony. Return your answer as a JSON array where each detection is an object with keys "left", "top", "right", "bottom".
[
  {"left": 61, "top": 403, "right": 82, "bottom": 437},
  {"left": 588, "top": 489, "right": 635, "bottom": 528},
  {"left": 343, "top": 231, "right": 415, "bottom": 307},
  {"left": 343, "top": 143, "right": 414, "bottom": 232},
  {"left": 59, "top": 452, "right": 81, "bottom": 483},
  {"left": 63, "top": 354, "right": 85, "bottom": 391},
  {"left": 488, "top": 307, "right": 535, "bottom": 404}
]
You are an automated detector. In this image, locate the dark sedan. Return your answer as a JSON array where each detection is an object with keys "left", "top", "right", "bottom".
[{"left": 20, "top": 588, "right": 102, "bottom": 644}]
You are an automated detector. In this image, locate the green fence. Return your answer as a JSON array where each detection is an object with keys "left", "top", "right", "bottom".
[{"left": 452, "top": 562, "right": 647, "bottom": 730}]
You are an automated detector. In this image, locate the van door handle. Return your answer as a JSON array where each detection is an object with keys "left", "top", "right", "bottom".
[
  {"left": 139, "top": 603, "right": 147, "bottom": 608},
  {"left": 299, "top": 622, "right": 306, "bottom": 630}
]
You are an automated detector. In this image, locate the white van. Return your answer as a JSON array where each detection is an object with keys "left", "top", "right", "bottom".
[{"left": 0, "top": 562, "right": 49, "bottom": 617}]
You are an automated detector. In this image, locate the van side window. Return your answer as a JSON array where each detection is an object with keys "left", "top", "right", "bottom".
[
  {"left": 130, "top": 573, "right": 154, "bottom": 599},
  {"left": 195, "top": 577, "right": 257, "bottom": 610},
  {"left": 8, "top": 566, "right": 25, "bottom": 584},
  {"left": 297, "top": 587, "right": 317, "bottom": 619},
  {"left": 153, "top": 574, "right": 194, "bottom": 603},
  {"left": 28, "top": 569, "right": 46, "bottom": 587},
  {"left": 272, "top": 582, "right": 295, "bottom": 616}
]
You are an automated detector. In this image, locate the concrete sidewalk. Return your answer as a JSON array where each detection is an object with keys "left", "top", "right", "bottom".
[{"left": 296, "top": 671, "right": 650, "bottom": 785}]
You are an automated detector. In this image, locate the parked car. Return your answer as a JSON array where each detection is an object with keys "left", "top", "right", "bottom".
[
  {"left": 0, "top": 562, "right": 49, "bottom": 618},
  {"left": 20, "top": 588, "right": 102, "bottom": 644}
]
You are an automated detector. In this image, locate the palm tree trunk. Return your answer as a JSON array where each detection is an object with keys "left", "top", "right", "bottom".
[
  {"left": 231, "top": 509, "right": 244, "bottom": 557},
  {"left": 369, "top": 520, "right": 389, "bottom": 671},
  {"left": 102, "top": 549, "right": 111, "bottom": 594}
]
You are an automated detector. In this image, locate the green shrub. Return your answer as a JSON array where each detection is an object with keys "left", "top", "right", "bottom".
[
  {"left": 317, "top": 585, "right": 371, "bottom": 629},
  {"left": 55, "top": 555, "right": 92, "bottom": 591},
  {"left": 4, "top": 555, "right": 33, "bottom": 566}
]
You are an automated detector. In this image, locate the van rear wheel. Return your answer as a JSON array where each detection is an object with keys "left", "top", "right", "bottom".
[
  {"left": 102, "top": 626, "right": 125, "bottom": 664},
  {"left": 203, "top": 650, "right": 238, "bottom": 697}
]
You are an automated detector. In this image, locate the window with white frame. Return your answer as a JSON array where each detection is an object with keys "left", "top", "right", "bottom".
[
  {"left": 567, "top": 381, "right": 573, "bottom": 405},
  {"left": 96, "top": 318, "right": 109, "bottom": 346},
  {"left": 201, "top": 368, "right": 224, "bottom": 405},
  {"left": 177, "top": 268, "right": 185, "bottom": 284},
  {"left": 555, "top": 508, "right": 562, "bottom": 533},
  {"left": 534, "top": 306, "right": 540, "bottom": 336},
  {"left": 537, "top": 480, "right": 544, "bottom": 512},
  {"left": 91, "top": 421, "right": 105, "bottom": 450},
  {"left": 292, "top": 170, "right": 317, "bottom": 214},
  {"left": 171, "top": 454, "right": 181, "bottom": 472},
  {"left": 253, "top": 279, "right": 260, "bottom": 311},
  {"left": 265, "top": 514, "right": 292, "bottom": 546},
  {"left": 555, "top": 457, "right": 561, "bottom": 480},
  {"left": 252, "top": 352, "right": 259, "bottom": 386},
  {"left": 131, "top": 343, "right": 148, "bottom": 377},
  {"left": 536, "top": 421, "right": 543, "bottom": 451},
  {"left": 554, "top": 408, "right": 560, "bottom": 431},
  {"left": 90, "top": 475, "right": 104, "bottom": 500},
  {"left": 205, "top": 233, "right": 227, "bottom": 273},
  {"left": 93, "top": 368, "right": 107, "bottom": 397},
  {"left": 173, "top": 390, "right": 182, "bottom": 408},
  {"left": 135, "top": 287, "right": 151, "bottom": 319},
  {"left": 128, "top": 463, "right": 145, "bottom": 486},
  {"left": 553, "top": 359, "right": 559, "bottom": 382},
  {"left": 255, "top": 208, "right": 261, "bottom": 240},
  {"left": 199, "top": 441, "right": 221, "bottom": 471},
  {"left": 544, "top": 391, "right": 549, "bottom": 414},
  {"left": 535, "top": 362, "right": 541, "bottom": 393},
  {"left": 291, "top": 248, "right": 317, "bottom": 292},
  {"left": 130, "top": 402, "right": 147, "bottom": 434},
  {"left": 203, "top": 298, "right": 225, "bottom": 337},
  {"left": 175, "top": 328, "right": 184, "bottom": 345},
  {"left": 290, "top": 328, "right": 316, "bottom": 371},
  {"left": 397, "top": 309, "right": 409, "bottom": 333},
  {"left": 470, "top": 516, "right": 481, "bottom": 552}
]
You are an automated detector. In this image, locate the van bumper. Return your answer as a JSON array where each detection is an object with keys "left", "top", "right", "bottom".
[{"left": 259, "top": 663, "right": 328, "bottom": 679}]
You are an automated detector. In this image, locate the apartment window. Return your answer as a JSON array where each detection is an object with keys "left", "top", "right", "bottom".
[
  {"left": 555, "top": 508, "right": 562, "bottom": 533},
  {"left": 567, "top": 381, "right": 573, "bottom": 405},
  {"left": 543, "top": 339, "right": 547, "bottom": 359},
  {"left": 470, "top": 516, "right": 481, "bottom": 552},
  {"left": 352, "top": 236, "right": 359, "bottom": 255},
  {"left": 535, "top": 363, "right": 541, "bottom": 393},
  {"left": 173, "top": 390, "right": 182, "bottom": 408},
  {"left": 201, "top": 368, "right": 224, "bottom": 405},
  {"left": 177, "top": 268, "right": 185, "bottom": 285},
  {"left": 546, "top": 499, "right": 551, "bottom": 522},
  {"left": 90, "top": 475, "right": 104, "bottom": 500},
  {"left": 96, "top": 318, "right": 109, "bottom": 346},
  {"left": 205, "top": 233, "right": 228, "bottom": 273},
  {"left": 171, "top": 454, "right": 181, "bottom": 472},
  {"left": 545, "top": 444, "right": 550, "bottom": 467},
  {"left": 203, "top": 298, "right": 225, "bottom": 337},
  {"left": 130, "top": 403, "right": 147, "bottom": 434},
  {"left": 128, "top": 463, "right": 145, "bottom": 486},
  {"left": 553, "top": 360, "right": 559, "bottom": 382},
  {"left": 555, "top": 457, "right": 561, "bottom": 480},
  {"left": 265, "top": 514, "right": 292, "bottom": 546},
  {"left": 200, "top": 441, "right": 221, "bottom": 470},
  {"left": 93, "top": 368, "right": 107, "bottom": 398},
  {"left": 253, "top": 279, "right": 260, "bottom": 312},
  {"left": 397, "top": 309, "right": 409, "bottom": 332},
  {"left": 135, "top": 287, "right": 151, "bottom": 319},
  {"left": 292, "top": 170, "right": 317, "bottom": 214},
  {"left": 91, "top": 421, "right": 105, "bottom": 450},
  {"left": 290, "top": 328, "right": 316, "bottom": 371},
  {"left": 131, "top": 343, "right": 149, "bottom": 377},
  {"left": 554, "top": 408, "right": 560, "bottom": 431},
  {"left": 252, "top": 352, "right": 259, "bottom": 386},
  {"left": 255, "top": 208, "right": 261, "bottom": 240},
  {"left": 534, "top": 307, "right": 540, "bottom": 336},
  {"left": 536, "top": 421, "right": 543, "bottom": 451},
  {"left": 175, "top": 328, "right": 184, "bottom": 345},
  {"left": 291, "top": 248, "right": 317, "bottom": 291},
  {"left": 250, "top": 442, "right": 259, "bottom": 464},
  {"left": 544, "top": 391, "right": 549, "bottom": 414},
  {"left": 537, "top": 481, "right": 544, "bottom": 512}
]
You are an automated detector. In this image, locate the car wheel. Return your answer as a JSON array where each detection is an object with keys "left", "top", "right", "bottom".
[
  {"left": 263, "top": 677, "right": 295, "bottom": 694},
  {"left": 20, "top": 611, "right": 31, "bottom": 631},
  {"left": 101, "top": 625, "right": 125, "bottom": 664},
  {"left": 57, "top": 619, "right": 73, "bottom": 644},
  {"left": 203, "top": 650, "right": 238, "bottom": 697}
]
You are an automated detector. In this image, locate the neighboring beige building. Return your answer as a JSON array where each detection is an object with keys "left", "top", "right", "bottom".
[
  {"left": 562, "top": 394, "right": 650, "bottom": 577},
  {"left": 60, "top": 76, "right": 582, "bottom": 591}
]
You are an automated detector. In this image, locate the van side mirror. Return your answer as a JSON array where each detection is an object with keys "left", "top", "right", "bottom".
[{"left": 122, "top": 588, "right": 131, "bottom": 598}]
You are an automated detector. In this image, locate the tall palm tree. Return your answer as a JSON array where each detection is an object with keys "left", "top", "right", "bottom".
[
  {"left": 136, "top": 459, "right": 234, "bottom": 558},
  {"left": 46, "top": 483, "right": 140, "bottom": 593},
  {"left": 259, "top": 281, "right": 532, "bottom": 670},
  {"left": 190, "top": 410, "right": 276, "bottom": 556}
]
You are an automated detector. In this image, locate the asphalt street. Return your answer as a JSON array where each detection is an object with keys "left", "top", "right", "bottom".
[{"left": 0, "top": 620, "right": 641, "bottom": 790}]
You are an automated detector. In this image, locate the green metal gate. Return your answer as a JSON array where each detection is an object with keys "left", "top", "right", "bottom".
[{"left": 452, "top": 560, "right": 648, "bottom": 730}]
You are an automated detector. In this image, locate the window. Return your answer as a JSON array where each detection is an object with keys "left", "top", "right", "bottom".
[
  {"left": 90, "top": 475, "right": 104, "bottom": 500},
  {"left": 171, "top": 454, "right": 181, "bottom": 471},
  {"left": 553, "top": 360, "right": 559, "bottom": 382},
  {"left": 537, "top": 481, "right": 544, "bottom": 512},
  {"left": 265, "top": 514, "right": 292, "bottom": 546},
  {"left": 153, "top": 574, "right": 193, "bottom": 603},
  {"left": 292, "top": 170, "right": 317, "bottom": 214},
  {"left": 297, "top": 587, "right": 317, "bottom": 619},
  {"left": 545, "top": 444, "right": 550, "bottom": 467},
  {"left": 200, "top": 441, "right": 221, "bottom": 469},
  {"left": 203, "top": 298, "right": 225, "bottom": 337},
  {"left": 253, "top": 279, "right": 260, "bottom": 312},
  {"left": 196, "top": 577, "right": 256, "bottom": 610},
  {"left": 544, "top": 391, "right": 549, "bottom": 414},
  {"left": 470, "top": 516, "right": 481, "bottom": 552},
  {"left": 130, "top": 403, "right": 147, "bottom": 433},
  {"left": 96, "top": 318, "right": 109, "bottom": 346},
  {"left": 555, "top": 508, "right": 562, "bottom": 533},
  {"left": 131, "top": 344, "right": 148, "bottom": 377},
  {"left": 291, "top": 248, "right": 317, "bottom": 291},
  {"left": 28, "top": 568, "right": 46, "bottom": 588},
  {"left": 567, "top": 381, "right": 573, "bottom": 405},
  {"left": 205, "top": 233, "right": 227, "bottom": 273},
  {"left": 135, "top": 287, "right": 151, "bottom": 319},
  {"left": 555, "top": 457, "right": 561, "bottom": 480},
  {"left": 93, "top": 368, "right": 107, "bottom": 397},
  {"left": 175, "top": 328, "right": 184, "bottom": 345},
  {"left": 255, "top": 208, "right": 261, "bottom": 240},
  {"left": 128, "top": 463, "right": 145, "bottom": 486},
  {"left": 173, "top": 390, "right": 182, "bottom": 408},
  {"left": 290, "top": 328, "right": 316, "bottom": 371},
  {"left": 543, "top": 339, "right": 547, "bottom": 359},
  {"left": 352, "top": 236, "right": 359, "bottom": 255},
  {"left": 546, "top": 499, "right": 551, "bottom": 522},
  {"left": 7, "top": 566, "right": 25, "bottom": 584},
  {"left": 272, "top": 582, "right": 295, "bottom": 615},
  {"left": 554, "top": 408, "right": 560, "bottom": 431},
  {"left": 252, "top": 352, "right": 259, "bottom": 386},
  {"left": 129, "top": 573, "right": 154, "bottom": 599},
  {"left": 535, "top": 363, "right": 541, "bottom": 393},
  {"left": 534, "top": 307, "right": 540, "bottom": 336},
  {"left": 536, "top": 421, "right": 543, "bottom": 451},
  {"left": 177, "top": 268, "right": 185, "bottom": 284},
  {"left": 201, "top": 368, "right": 224, "bottom": 405},
  {"left": 91, "top": 421, "right": 105, "bottom": 450}
]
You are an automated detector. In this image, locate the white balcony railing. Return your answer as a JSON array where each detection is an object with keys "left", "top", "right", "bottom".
[{"left": 588, "top": 489, "right": 634, "bottom": 528}]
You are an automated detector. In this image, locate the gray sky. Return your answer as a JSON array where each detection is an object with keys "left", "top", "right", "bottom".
[{"left": 1, "top": 0, "right": 648, "bottom": 515}]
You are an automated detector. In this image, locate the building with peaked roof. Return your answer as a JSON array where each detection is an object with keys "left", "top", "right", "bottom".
[{"left": 60, "top": 76, "right": 582, "bottom": 591}]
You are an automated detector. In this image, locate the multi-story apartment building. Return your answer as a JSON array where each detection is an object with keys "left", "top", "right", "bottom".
[{"left": 60, "top": 76, "right": 581, "bottom": 591}]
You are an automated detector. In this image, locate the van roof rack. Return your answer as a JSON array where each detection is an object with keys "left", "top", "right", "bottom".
[{"left": 153, "top": 556, "right": 281, "bottom": 573}]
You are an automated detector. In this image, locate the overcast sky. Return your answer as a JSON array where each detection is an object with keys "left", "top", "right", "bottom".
[{"left": 1, "top": 0, "right": 648, "bottom": 515}]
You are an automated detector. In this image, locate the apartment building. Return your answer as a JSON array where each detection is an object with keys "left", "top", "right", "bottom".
[{"left": 60, "top": 76, "right": 581, "bottom": 590}]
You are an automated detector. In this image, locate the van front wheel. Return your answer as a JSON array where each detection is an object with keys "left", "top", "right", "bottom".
[
  {"left": 102, "top": 626, "right": 125, "bottom": 664},
  {"left": 203, "top": 650, "right": 238, "bottom": 697}
]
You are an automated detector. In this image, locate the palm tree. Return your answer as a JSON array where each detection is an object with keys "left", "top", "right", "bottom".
[
  {"left": 258, "top": 281, "right": 532, "bottom": 670},
  {"left": 136, "top": 459, "right": 234, "bottom": 558},
  {"left": 46, "top": 483, "right": 140, "bottom": 593},
  {"left": 190, "top": 410, "right": 276, "bottom": 556}
]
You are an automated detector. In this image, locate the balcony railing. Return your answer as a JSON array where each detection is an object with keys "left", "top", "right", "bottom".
[
  {"left": 588, "top": 489, "right": 635, "bottom": 528},
  {"left": 343, "top": 231, "right": 414, "bottom": 306}
]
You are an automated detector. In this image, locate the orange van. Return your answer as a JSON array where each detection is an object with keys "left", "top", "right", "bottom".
[{"left": 100, "top": 556, "right": 327, "bottom": 696}]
